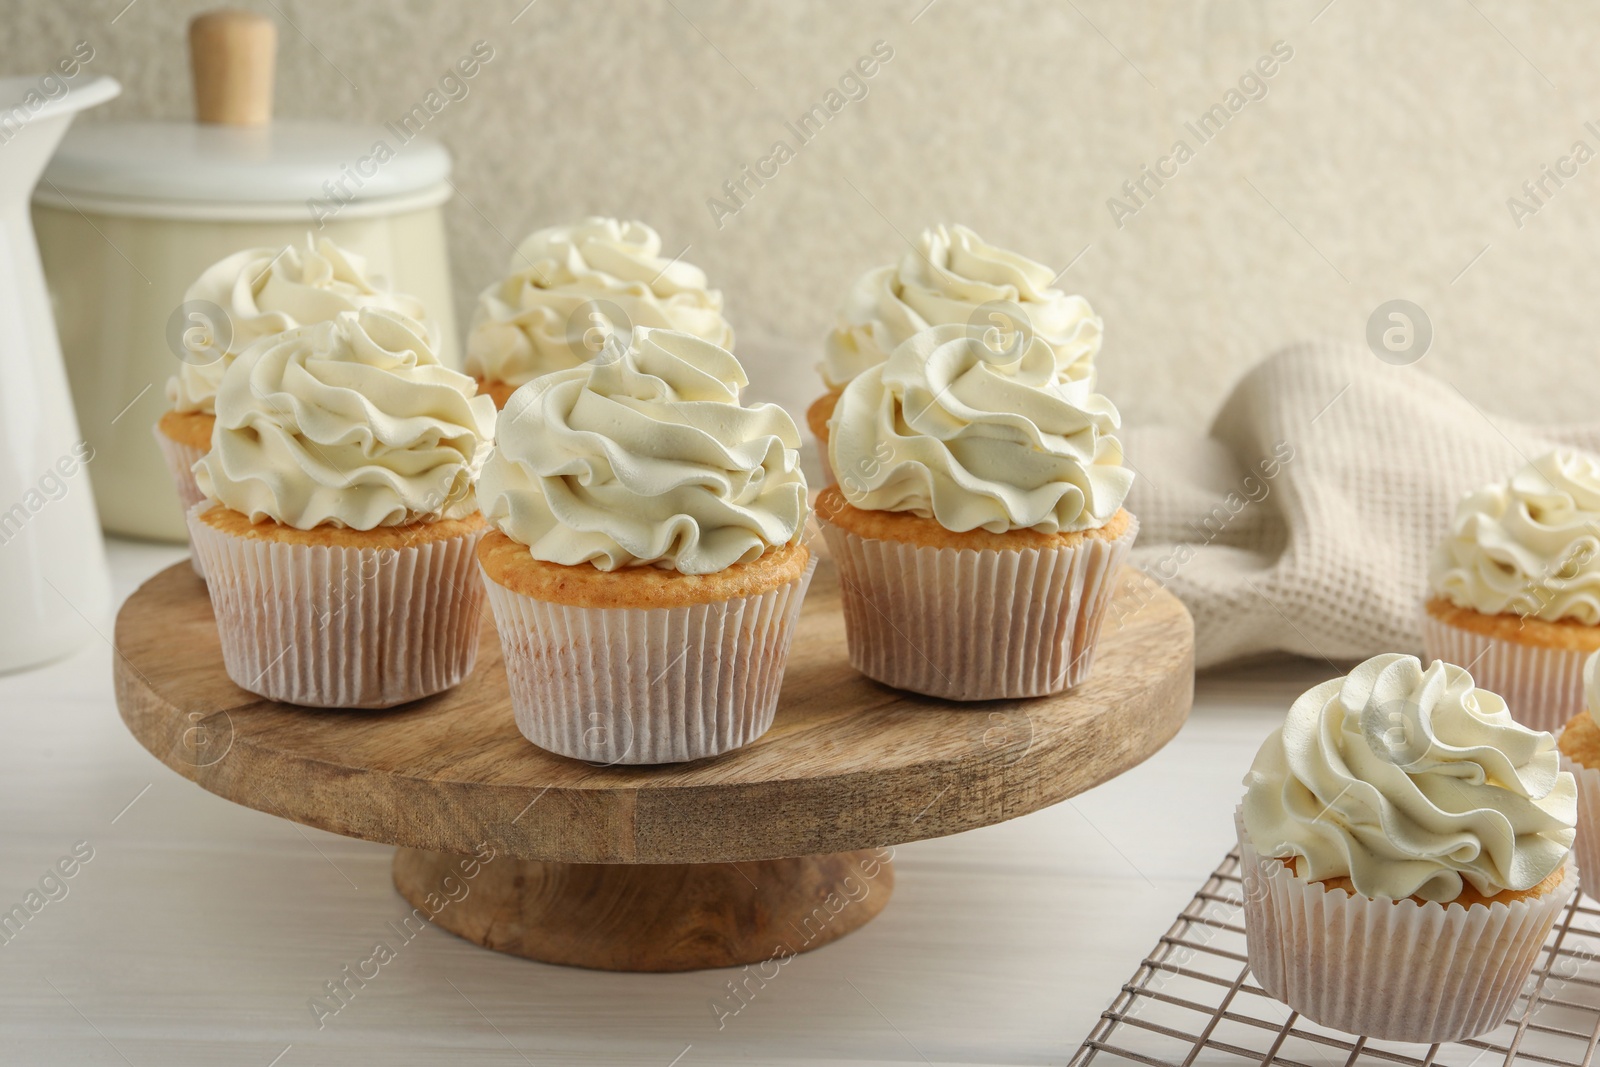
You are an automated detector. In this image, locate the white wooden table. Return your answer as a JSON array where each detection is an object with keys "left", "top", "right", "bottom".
[{"left": 0, "top": 539, "right": 1324, "bottom": 1067}]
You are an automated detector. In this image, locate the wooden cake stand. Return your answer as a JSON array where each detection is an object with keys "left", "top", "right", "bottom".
[{"left": 113, "top": 556, "right": 1193, "bottom": 972}]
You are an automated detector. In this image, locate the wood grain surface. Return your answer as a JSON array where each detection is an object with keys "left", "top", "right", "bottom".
[
  {"left": 114, "top": 556, "right": 1194, "bottom": 864},
  {"left": 392, "top": 846, "right": 895, "bottom": 971},
  {"left": 189, "top": 8, "right": 276, "bottom": 125}
]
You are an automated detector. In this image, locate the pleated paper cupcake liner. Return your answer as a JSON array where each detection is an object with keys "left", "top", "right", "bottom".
[
  {"left": 482, "top": 554, "right": 817, "bottom": 765},
  {"left": 818, "top": 514, "right": 1137, "bottom": 701},
  {"left": 1236, "top": 810, "right": 1575, "bottom": 1044},
  {"left": 153, "top": 425, "right": 209, "bottom": 576},
  {"left": 1420, "top": 612, "right": 1588, "bottom": 733},
  {"left": 188, "top": 503, "right": 487, "bottom": 708},
  {"left": 1561, "top": 753, "right": 1600, "bottom": 900}
]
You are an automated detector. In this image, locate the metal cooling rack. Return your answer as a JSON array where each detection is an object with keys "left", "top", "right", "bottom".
[{"left": 1071, "top": 850, "right": 1600, "bottom": 1067}]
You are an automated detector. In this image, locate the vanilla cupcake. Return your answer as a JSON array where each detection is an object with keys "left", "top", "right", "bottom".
[
  {"left": 476, "top": 326, "right": 812, "bottom": 764},
  {"left": 1423, "top": 449, "right": 1600, "bottom": 732},
  {"left": 190, "top": 308, "right": 495, "bottom": 708},
  {"left": 811, "top": 223, "right": 1102, "bottom": 483},
  {"left": 1240, "top": 653, "right": 1576, "bottom": 1043},
  {"left": 1557, "top": 651, "right": 1600, "bottom": 898},
  {"left": 816, "top": 322, "right": 1135, "bottom": 700},
  {"left": 155, "top": 237, "right": 431, "bottom": 573},
  {"left": 465, "top": 217, "right": 734, "bottom": 408}
]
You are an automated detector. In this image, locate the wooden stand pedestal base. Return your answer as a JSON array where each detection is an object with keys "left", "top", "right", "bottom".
[
  {"left": 115, "top": 559, "right": 1192, "bottom": 973},
  {"left": 392, "top": 847, "right": 895, "bottom": 972}
]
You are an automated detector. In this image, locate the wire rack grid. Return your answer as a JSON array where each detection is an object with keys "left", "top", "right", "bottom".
[{"left": 1071, "top": 849, "right": 1600, "bottom": 1067}]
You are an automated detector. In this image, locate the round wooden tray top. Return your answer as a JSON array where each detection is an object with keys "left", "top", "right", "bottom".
[{"left": 114, "top": 556, "right": 1193, "bottom": 970}]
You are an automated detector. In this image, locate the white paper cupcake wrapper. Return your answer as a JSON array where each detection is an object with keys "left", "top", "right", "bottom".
[
  {"left": 1236, "top": 810, "right": 1575, "bottom": 1044},
  {"left": 818, "top": 515, "right": 1137, "bottom": 701},
  {"left": 1420, "top": 611, "right": 1589, "bottom": 733},
  {"left": 153, "top": 424, "right": 209, "bottom": 576},
  {"left": 188, "top": 503, "right": 487, "bottom": 708},
  {"left": 482, "top": 553, "right": 817, "bottom": 765},
  {"left": 1561, "top": 753, "right": 1600, "bottom": 900}
]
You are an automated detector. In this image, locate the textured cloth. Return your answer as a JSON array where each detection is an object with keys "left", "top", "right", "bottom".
[{"left": 1125, "top": 342, "right": 1600, "bottom": 669}]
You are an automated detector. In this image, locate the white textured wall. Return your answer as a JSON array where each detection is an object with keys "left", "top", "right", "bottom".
[{"left": 13, "top": 0, "right": 1596, "bottom": 425}]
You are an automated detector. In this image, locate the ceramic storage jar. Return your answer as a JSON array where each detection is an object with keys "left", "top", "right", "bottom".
[{"left": 32, "top": 10, "right": 458, "bottom": 541}]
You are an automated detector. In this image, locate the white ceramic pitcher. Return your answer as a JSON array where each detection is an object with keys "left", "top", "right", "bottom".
[{"left": 0, "top": 74, "right": 118, "bottom": 673}]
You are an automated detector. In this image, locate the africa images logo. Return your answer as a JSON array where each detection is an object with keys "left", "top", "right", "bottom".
[
  {"left": 166, "top": 298, "right": 234, "bottom": 366},
  {"left": 1106, "top": 41, "right": 1295, "bottom": 229}
]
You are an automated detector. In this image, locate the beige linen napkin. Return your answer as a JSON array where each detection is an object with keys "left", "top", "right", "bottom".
[{"left": 1124, "top": 342, "right": 1600, "bottom": 669}]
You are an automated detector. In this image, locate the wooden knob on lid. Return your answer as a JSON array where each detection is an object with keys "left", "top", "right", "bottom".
[{"left": 189, "top": 8, "right": 277, "bottom": 125}]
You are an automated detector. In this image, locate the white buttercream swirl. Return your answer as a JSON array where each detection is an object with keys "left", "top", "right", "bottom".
[
  {"left": 1242, "top": 652, "right": 1576, "bottom": 902},
  {"left": 477, "top": 326, "right": 805, "bottom": 575},
  {"left": 1430, "top": 449, "right": 1600, "bottom": 623},
  {"left": 166, "top": 237, "right": 430, "bottom": 415},
  {"left": 465, "top": 217, "right": 735, "bottom": 387},
  {"left": 820, "top": 223, "right": 1102, "bottom": 391},
  {"left": 829, "top": 323, "right": 1132, "bottom": 534},
  {"left": 194, "top": 308, "right": 496, "bottom": 529}
]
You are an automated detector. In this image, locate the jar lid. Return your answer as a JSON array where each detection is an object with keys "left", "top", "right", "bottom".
[
  {"left": 40, "top": 118, "right": 451, "bottom": 205},
  {"left": 35, "top": 12, "right": 454, "bottom": 221}
]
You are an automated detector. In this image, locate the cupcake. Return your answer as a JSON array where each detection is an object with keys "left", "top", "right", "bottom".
[
  {"left": 464, "top": 216, "right": 734, "bottom": 409},
  {"left": 155, "top": 236, "right": 431, "bottom": 573},
  {"left": 811, "top": 223, "right": 1102, "bottom": 483},
  {"left": 1423, "top": 448, "right": 1600, "bottom": 733},
  {"left": 476, "top": 326, "right": 812, "bottom": 764},
  {"left": 1239, "top": 653, "right": 1577, "bottom": 1043},
  {"left": 816, "top": 321, "right": 1135, "bottom": 700},
  {"left": 190, "top": 308, "right": 496, "bottom": 708},
  {"left": 1557, "top": 650, "right": 1600, "bottom": 899}
]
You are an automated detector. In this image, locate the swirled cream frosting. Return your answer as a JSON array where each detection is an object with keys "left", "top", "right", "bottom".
[
  {"left": 820, "top": 223, "right": 1102, "bottom": 391},
  {"left": 477, "top": 326, "right": 806, "bottom": 575},
  {"left": 1242, "top": 652, "right": 1576, "bottom": 902},
  {"left": 194, "top": 308, "right": 496, "bottom": 530},
  {"left": 166, "top": 237, "right": 430, "bottom": 415},
  {"left": 465, "top": 217, "right": 735, "bottom": 387},
  {"left": 828, "top": 323, "right": 1132, "bottom": 534},
  {"left": 1430, "top": 449, "right": 1600, "bottom": 623}
]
